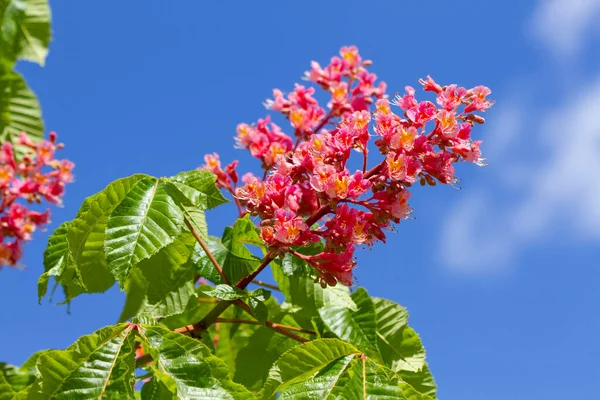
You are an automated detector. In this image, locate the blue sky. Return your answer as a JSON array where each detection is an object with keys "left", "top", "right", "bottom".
[{"left": 1, "top": 1, "right": 600, "bottom": 398}]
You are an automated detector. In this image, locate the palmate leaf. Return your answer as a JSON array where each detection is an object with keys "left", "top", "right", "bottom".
[
  {"left": 0, "top": 71, "right": 43, "bottom": 148},
  {"left": 66, "top": 175, "right": 148, "bottom": 296},
  {"left": 139, "top": 325, "right": 253, "bottom": 400},
  {"left": 262, "top": 339, "right": 432, "bottom": 400},
  {"left": 27, "top": 324, "right": 137, "bottom": 400},
  {"left": 39, "top": 170, "right": 227, "bottom": 303},
  {"left": 0, "top": 0, "right": 51, "bottom": 67}
]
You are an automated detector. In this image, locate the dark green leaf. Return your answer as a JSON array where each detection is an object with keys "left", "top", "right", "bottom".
[
  {"left": 248, "top": 297, "right": 268, "bottom": 324},
  {"left": 234, "top": 315, "right": 299, "bottom": 390}
]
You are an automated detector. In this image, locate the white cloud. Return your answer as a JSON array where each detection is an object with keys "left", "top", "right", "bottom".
[
  {"left": 530, "top": 0, "right": 600, "bottom": 57},
  {"left": 441, "top": 74, "right": 600, "bottom": 271},
  {"left": 440, "top": 0, "right": 600, "bottom": 272}
]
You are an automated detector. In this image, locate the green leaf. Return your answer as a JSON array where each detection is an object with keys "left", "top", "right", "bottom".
[
  {"left": 38, "top": 221, "right": 70, "bottom": 303},
  {"left": 66, "top": 175, "right": 148, "bottom": 297},
  {"left": 193, "top": 236, "right": 225, "bottom": 284},
  {"left": 139, "top": 325, "right": 253, "bottom": 399},
  {"left": 234, "top": 314, "right": 300, "bottom": 390},
  {"left": 373, "top": 297, "right": 435, "bottom": 396},
  {"left": 248, "top": 297, "right": 268, "bottom": 324},
  {"left": 202, "top": 284, "right": 245, "bottom": 301},
  {"left": 140, "top": 378, "right": 174, "bottom": 400},
  {"left": 319, "top": 288, "right": 380, "bottom": 359},
  {"left": 261, "top": 339, "right": 360, "bottom": 399},
  {"left": 117, "top": 267, "right": 149, "bottom": 322},
  {"left": 0, "top": 71, "right": 43, "bottom": 148},
  {"left": 263, "top": 339, "right": 426, "bottom": 400},
  {"left": 28, "top": 324, "right": 137, "bottom": 399},
  {"left": 105, "top": 177, "right": 184, "bottom": 286},
  {"left": 397, "top": 365, "right": 437, "bottom": 398},
  {"left": 196, "top": 218, "right": 262, "bottom": 285},
  {"left": 246, "top": 288, "right": 271, "bottom": 324},
  {"left": 273, "top": 255, "right": 357, "bottom": 315},
  {"left": 0, "top": 362, "right": 35, "bottom": 399},
  {"left": 168, "top": 170, "right": 228, "bottom": 211},
  {"left": 0, "top": 0, "right": 51, "bottom": 66}
]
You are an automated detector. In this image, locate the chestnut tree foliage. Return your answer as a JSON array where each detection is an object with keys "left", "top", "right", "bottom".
[{"left": 0, "top": 1, "right": 494, "bottom": 399}]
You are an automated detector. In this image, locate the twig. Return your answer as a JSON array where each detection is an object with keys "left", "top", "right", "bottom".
[
  {"left": 215, "top": 318, "right": 316, "bottom": 335},
  {"left": 251, "top": 280, "right": 280, "bottom": 292},
  {"left": 184, "top": 217, "right": 230, "bottom": 285}
]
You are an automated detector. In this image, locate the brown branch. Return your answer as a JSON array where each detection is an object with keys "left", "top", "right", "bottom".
[
  {"left": 251, "top": 280, "right": 280, "bottom": 292},
  {"left": 184, "top": 217, "right": 230, "bottom": 285}
]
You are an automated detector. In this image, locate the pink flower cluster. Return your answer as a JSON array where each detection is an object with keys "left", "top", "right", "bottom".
[
  {"left": 202, "top": 47, "right": 493, "bottom": 287},
  {"left": 0, "top": 132, "right": 74, "bottom": 267}
]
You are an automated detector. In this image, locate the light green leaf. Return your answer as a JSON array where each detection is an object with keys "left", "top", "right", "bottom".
[
  {"left": 261, "top": 339, "right": 360, "bottom": 399},
  {"left": 373, "top": 297, "right": 435, "bottom": 396},
  {"left": 139, "top": 325, "right": 253, "bottom": 399},
  {"left": 105, "top": 177, "right": 184, "bottom": 286},
  {"left": 0, "top": 0, "right": 51, "bottom": 66},
  {"left": 0, "top": 362, "right": 35, "bottom": 399},
  {"left": 28, "top": 324, "right": 137, "bottom": 399},
  {"left": 38, "top": 221, "right": 69, "bottom": 303},
  {"left": 273, "top": 255, "right": 357, "bottom": 315},
  {"left": 397, "top": 365, "right": 437, "bottom": 399},
  {"left": 167, "top": 169, "right": 228, "bottom": 211},
  {"left": 66, "top": 174, "right": 148, "bottom": 297},
  {"left": 202, "top": 284, "right": 246, "bottom": 301},
  {"left": 0, "top": 71, "right": 43, "bottom": 148},
  {"left": 319, "top": 288, "right": 379, "bottom": 359}
]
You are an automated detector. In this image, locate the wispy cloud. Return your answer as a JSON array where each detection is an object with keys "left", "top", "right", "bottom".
[
  {"left": 440, "top": 1, "right": 600, "bottom": 272},
  {"left": 530, "top": 0, "right": 600, "bottom": 57}
]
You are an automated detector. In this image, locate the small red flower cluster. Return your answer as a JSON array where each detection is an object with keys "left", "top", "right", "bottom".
[
  {"left": 203, "top": 46, "right": 492, "bottom": 287},
  {"left": 0, "top": 132, "right": 74, "bottom": 267}
]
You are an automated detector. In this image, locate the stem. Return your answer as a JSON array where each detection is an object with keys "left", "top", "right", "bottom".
[
  {"left": 266, "top": 321, "right": 310, "bottom": 343},
  {"left": 362, "top": 149, "right": 368, "bottom": 174},
  {"left": 235, "top": 252, "right": 276, "bottom": 289},
  {"left": 251, "top": 280, "right": 280, "bottom": 292},
  {"left": 184, "top": 217, "right": 230, "bottom": 286},
  {"left": 215, "top": 318, "right": 316, "bottom": 335}
]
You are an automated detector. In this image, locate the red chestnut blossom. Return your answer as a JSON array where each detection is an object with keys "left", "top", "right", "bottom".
[
  {"left": 202, "top": 47, "right": 493, "bottom": 287},
  {"left": 0, "top": 132, "right": 74, "bottom": 268}
]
